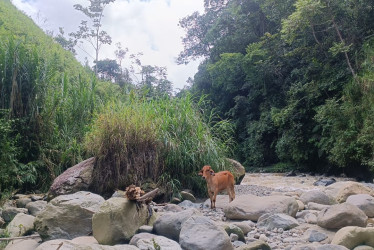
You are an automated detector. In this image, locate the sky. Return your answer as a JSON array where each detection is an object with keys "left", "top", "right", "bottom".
[{"left": 11, "top": 0, "right": 204, "bottom": 91}]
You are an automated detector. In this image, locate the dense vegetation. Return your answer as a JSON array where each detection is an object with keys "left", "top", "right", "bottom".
[
  {"left": 179, "top": 0, "right": 374, "bottom": 180},
  {"left": 0, "top": 0, "right": 232, "bottom": 198}
]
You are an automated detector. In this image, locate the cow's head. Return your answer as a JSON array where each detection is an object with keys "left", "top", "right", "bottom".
[{"left": 199, "top": 165, "right": 215, "bottom": 179}]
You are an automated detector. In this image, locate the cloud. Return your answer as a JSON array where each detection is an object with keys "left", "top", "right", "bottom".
[{"left": 11, "top": 0, "right": 204, "bottom": 90}]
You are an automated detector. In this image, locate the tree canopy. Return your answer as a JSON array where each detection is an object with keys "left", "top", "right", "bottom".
[{"left": 180, "top": 0, "right": 374, "bottom": 179}]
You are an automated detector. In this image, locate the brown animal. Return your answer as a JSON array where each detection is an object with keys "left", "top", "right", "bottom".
[{"left": 198, "top": 165, "right": 235, "bottom": 209}]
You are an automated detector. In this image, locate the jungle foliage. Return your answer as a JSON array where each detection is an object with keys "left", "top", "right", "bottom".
[
  {"left": 0, "top": 0, "right": 233, "bottom": 197},
  {"left": 179, "top": 0, "right": 374, "bottom": 179}
]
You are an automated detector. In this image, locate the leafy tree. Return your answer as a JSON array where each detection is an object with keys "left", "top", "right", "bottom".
[
  {"left": 54, "top": 27, "right": 77, "bottom": 55},
  {"left": 70, "top": 0, "right": 116, "bottom": 75},
  {"left": 96, "top": 59, "right": 120, "bottom": 81}
]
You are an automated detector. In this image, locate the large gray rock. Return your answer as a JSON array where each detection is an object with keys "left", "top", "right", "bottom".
[
  {"left": 92, "top": 197, "right": 156, "bottom": 245},
  {"left": 6, "top": 213, "right": 35, "bottom": 237},
  {"left": 49, "top": 157, "right": 95, "bottom": 197},
  {"left": 130, "top": 232, "right": 182, "bottom": 250},
  {"left": 324, "top": 181, "right": 374, "bottom": 203},
  {"left": 237, "top": 240, "right": 271, "bottom": 250},
  {"left": 227, "top": 158, "right": 246, "bottom": 184},
  {"left": 224, "top": 195, "right": 299, "bottom": 221},
  {"left": 180, "top": 191, "right": 196, "bottom": 202},
  {"left": 317, "top": 203, "right": 368, "bottom": 229},
  {"left": 153, "top": 208, "right": 201, "bottom": 241},
  {"left": 179, "top": 215, "right": 233, "bottom": 250},
  {"left": 34, "top": 191, "right": 105, "bottom": 240},
  {"left": 224, "top": 224, "right": 245, "bottom": 242},
  {"left": 331, "top": 226, "right": 374, "bottom": 249},
  {"left": 16, "top": 197, "right": 32, "bottom": 208},
  {"left": 35, "top": 239, "right": 139, "bottom": 250},
  {"left": 26, "top": 200, "right": 47, "bottom": 216},
  {"left": 203, "top": 195, "right": 231, "bottom": 209},
  {"left": 307, "top": 202, "right": 331, "bottom": 211},
  {"left": 346, "top": 194, "right": 374, "bottom": 217},
  {"left": 231, "top": 221, "right": 255, "bottom": 235},
  {"left": 5, "top": 239, "right": 40, "bottom": 250},
  {"left": 300, "top": 190, "right": 335, "bottom": 205},
  {"left": 2, "top": 207, "right": 28, "bottom": 222},
  {"left": 257, "top": 213, "right": 299, "bottom": 231}
]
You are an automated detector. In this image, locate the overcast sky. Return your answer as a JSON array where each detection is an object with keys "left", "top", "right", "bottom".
[{"left": 11, "top": 0, "right": 204, "bottom": 91}]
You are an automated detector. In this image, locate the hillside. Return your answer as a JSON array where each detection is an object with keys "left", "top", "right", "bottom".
[{"left": 0, "top": 0, "right": 103, "bottom": 194}]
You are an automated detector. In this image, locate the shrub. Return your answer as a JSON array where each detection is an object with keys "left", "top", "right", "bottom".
[{"left": 85, "top": 94, "right": 234, "bottom": 197}]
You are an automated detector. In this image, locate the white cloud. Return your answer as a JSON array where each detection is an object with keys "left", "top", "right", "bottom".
[{"left": 11, "top": 0, "right": 204, "bottom": 90}]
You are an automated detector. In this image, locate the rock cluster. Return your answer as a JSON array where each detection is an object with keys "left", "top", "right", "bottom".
[{"left": 1, "top": 168, "right": 374, "bottom": 250}]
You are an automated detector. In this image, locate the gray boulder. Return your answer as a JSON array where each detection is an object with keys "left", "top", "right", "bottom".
[
  {"left": 180, "top": 191, "right": 196, "bottom": 202},
  {"left": 35, "top": 239, "right": 139, "bottom": 250},
  {"left": 257, "top": 213, "right": 299, "bottom": 231},
  {"left": 92, "top": 197, "right": 156, "bottom": 245},
  {"left": 227, "top": 158, "right": 246, "bottom": 184},
  {"left": 224, "top": 195, "right": 299, "bottom": 221},
  {"left": 179, "top": 215, "right": 233, "bottom": 250},
  {"left": 6, "top": 213, "right": 35, "bottom": 237},
  {"left": 34, "top": 191, "right": 105, "bottom": 240},
  {"left": 48, "top": 157, "right": 95, "bottom": 197},
  {"left": 16, "top": 197, "right": 32, "bottom": 208},
  {"left": 346, "top": 194, "right": 374, "bottom": 217},
  {"left": 237, "top": 240, "right": 271, "bottom": 250},
  {"left": 224, "top": 224, "right": 245, "bottom": 242},
  {"left": 5, "top": 239, "right": 40, "bottom": 250},
  {"left": 304, "top": 229, "right": 328, "bottom": 242},
  {"left": 26, "top": 200, "right": 47, "bottom": 216},
  {"left": 331, "top": 226, "right": 374, "bottom": 249},
  {"left": 231, "top": 221, "right": 255, "bottom": 235},
  {"left": 177, "top": 200, "right": 199, "bottom": 209},
  {"left": 163, "top": 203, "right": 183, "bottom": 212},
  {"left": 307, "top": 202, "right": 331, "bottom": 211},
  {"left": 2, "top": 207, "right": 28, "bottom": 222},
  {"left": 324, "top": 181, "right": 374, "bottom": 203},
  {"left": 130, "top": 232, "right": 181, "bottom": 250},
  {"left": 153, "top": 208, "right": 201, "bottom": 241},
  {"left": 317, "top": 203, "right": 368, "bottom": 229},
  {"left": 300, "top": 190, "right": 335, "bottom": 205}
]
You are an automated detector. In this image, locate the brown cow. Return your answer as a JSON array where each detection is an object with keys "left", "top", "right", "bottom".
[{"left": 198, "top": 165, "right": 235, "bottom": 209}]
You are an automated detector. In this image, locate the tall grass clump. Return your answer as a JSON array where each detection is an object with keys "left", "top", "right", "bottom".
[{"left": 85, "top": 94, "right": 234, "bottom": 197}]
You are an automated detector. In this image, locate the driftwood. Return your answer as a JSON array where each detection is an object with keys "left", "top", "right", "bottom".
[
  {"left": 124, "top": 185, "right": 159, "bottom": 204},
  {"left": 137, "top": 188, "right": 159, "bottom": 203},
  {"left": 0, "top": 235, "right": 40, "bottom": 241}
]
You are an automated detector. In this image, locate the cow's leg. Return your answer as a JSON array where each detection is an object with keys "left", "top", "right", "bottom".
[
  {"left": 212, "top": 191, "right": 218, "bottom": 209},
  {"left": 208, "top": 190, "right": 214, "bottom": 209},
  {"left": 228, "top": 185, "right": 235, "bottom": 202}
]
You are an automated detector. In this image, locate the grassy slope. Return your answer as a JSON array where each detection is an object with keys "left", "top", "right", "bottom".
[{"left": 0, "top": 0, "right": 89, "bottom": 80}]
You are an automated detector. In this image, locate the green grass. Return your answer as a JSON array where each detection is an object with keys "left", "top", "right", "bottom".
[{"left": 85, "top": 94, "right": 234, "bottom": 197}]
